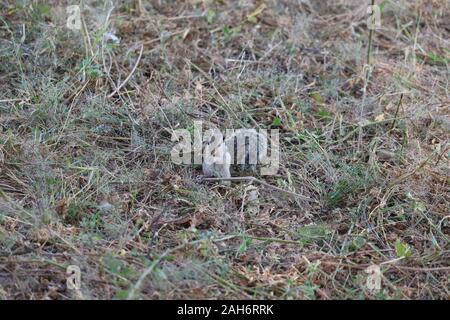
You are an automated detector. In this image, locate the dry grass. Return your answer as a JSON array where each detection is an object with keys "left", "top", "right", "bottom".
[{"left": 0, "top": 0, "right": 449, "bottom": 299}]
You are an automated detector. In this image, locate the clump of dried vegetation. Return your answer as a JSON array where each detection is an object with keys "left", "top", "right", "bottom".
[{"left": 0, "top": 0, "right": 449, "bottom": 299}]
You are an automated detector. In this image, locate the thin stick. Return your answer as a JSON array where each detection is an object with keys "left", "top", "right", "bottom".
[
  {"left": 390, "top": 93, "right": 404, "bottom": 130},
  {"left": 202, "top": 176, "right": 316, "bottom": 203},
  {"left": 0, "top": 98, "right": 23, "bottom": 103},
  {"left": 366, "top": 0, "right": 376, "bottom": 67},
  {"left": 360, "top": 0, "right": 376, "bottom": 117},
  {"left": 108, "top": 44, "right": 144, "bottom": 98},
  {"left": 393, "top": 265, "right": 450, "bottom": 272}
]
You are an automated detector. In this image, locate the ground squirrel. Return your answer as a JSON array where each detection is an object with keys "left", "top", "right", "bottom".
[{"left": 202, "top": 129, "right": 268, "bottom": 184}]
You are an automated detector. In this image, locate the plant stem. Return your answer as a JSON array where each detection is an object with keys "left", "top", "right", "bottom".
[
  {"left": 390, "top": 93, "right": 404, "bottom": 130},
  {"left": 366, "top": 0, "right": 376, "bottom": 67}
]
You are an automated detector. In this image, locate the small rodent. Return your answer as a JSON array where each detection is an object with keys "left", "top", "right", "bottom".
[{"left": 202, "top": 129, "right": 267, "bottom": 185}]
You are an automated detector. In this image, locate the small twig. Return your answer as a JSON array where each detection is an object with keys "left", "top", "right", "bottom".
[
  {"left": 360, "top": 0, "right": 376, "bottom": 117},
  {"left": 0, "top": 98, "right": 24, "bottom": 103},
  {"left": 366, "top": 0, "right": 376, "bottom": 67},
  {"left": 246, "top": 235, "right": 303, "bottom": 245},
  {"left": 108, "top": 44, "right": 144, "bottom": 98},
  {"left": 393, "top": 265, "right": 450, "bottom": 272},
  {"left": 390, "top": 93, "right": 404, "bottom": 130},
  {"left": 434, "top": 144, "right": 449, "bottom": 166},
  {"left": 201, "top": 176, "right": 316, "bottom": 203},
  {"left": 165, "top": 14, "right": 205, "bottom": 21},
  {"left": 387, "top": 157, "right": 429, "bottom": 189}
]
